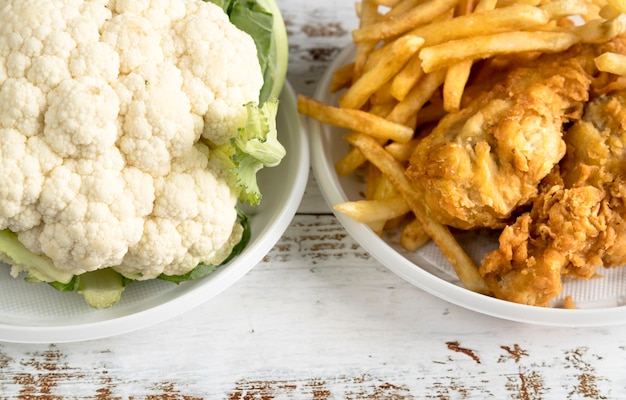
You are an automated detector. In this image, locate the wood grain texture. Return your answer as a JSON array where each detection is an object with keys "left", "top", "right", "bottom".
[
  {"left": 1, "top": 1, "right": 626, "bottom": 399},
  {"left": 280, "top": 0, "right": 358, "bottom": 97}
]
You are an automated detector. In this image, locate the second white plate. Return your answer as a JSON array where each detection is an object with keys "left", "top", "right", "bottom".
[{"left": 309, "top": 45, "right": 626, "bottom": 327}]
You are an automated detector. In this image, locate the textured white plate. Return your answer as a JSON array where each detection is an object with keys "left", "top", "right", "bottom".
[
  {"left": 0, "top": 82, "right": 309, "bottom": 343},
  {"left": 309, "top": 45, "right": 626, "bottom": 327}
]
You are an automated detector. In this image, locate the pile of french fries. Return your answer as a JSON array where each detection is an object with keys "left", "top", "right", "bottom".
[{"left": 298, "top": 0, "right": 626, "bottom": 295}]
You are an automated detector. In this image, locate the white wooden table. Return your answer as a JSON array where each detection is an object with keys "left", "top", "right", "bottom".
[{"left": 2, "top": 1, "right": 626, "bottom": 398}]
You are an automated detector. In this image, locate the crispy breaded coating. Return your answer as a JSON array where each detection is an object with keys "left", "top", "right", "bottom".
[
  {"left": 406, "top": 46, "right": 596, "bottom": 230},
  {"left": 480, "top": 91, "right": 626, "bottom": 306}
]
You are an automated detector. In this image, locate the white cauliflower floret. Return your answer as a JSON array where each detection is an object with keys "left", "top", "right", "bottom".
[
  {"left": 44, "top": 76, "right": 120, "bottom": 158},
  {"left": 0, "top": 129, "right": 61, "bottom": 232},
  {"left": 173, "top": 1, "right": 263, "bottom": 145},
  {"left": 116, "top": 62, "right": 198, "bottom": 176},
  {"left": 21, "top": 150, "right": 154, "bottom": 274},
  {"left": 118, "top": 144, "right": 238, "bottom": 279},
  {"left": 70, "top": 2, "right": 112, "bottom": 45},
  {"left": 42, "top": 31, "right": 76, "bottom": 59},
  {"left": 4, "top": 51, "right": 31, "bottom": 79},
  {"left": 69, "top": 42, "right": 120, "bottom": 82},
  {"left": 27, "top": 54, "right": 71, "bottom": 92},
  {"left": 0, "top": 78, "right": 45, "bottom": 137},
  {"left": 101, "top": 13, "right": 165, "bottom": 74},
  {"left": 0, "top": 0, "right": 264, "bottom": 279}
]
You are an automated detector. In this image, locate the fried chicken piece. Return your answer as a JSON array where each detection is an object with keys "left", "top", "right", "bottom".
[
  {"left": 406, "top": 46, "right": 595, "bottom": 230},
  {"left": 480, "top": 91, "right": 626, "bottom": 306}
]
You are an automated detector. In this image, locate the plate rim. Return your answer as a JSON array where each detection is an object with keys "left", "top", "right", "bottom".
[
  {"left": 0, "top": 81, "right": 310, "bottom": 343},
  {"left": 308, "top": 45, "right": 626, "bottom": 328}
]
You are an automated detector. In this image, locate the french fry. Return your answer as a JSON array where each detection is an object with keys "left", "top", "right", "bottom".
[
  {"left": 595, "top": 51, "right": 626, "bottom": 75},
  {"left": 390, "top": 54, "right": 425, "bottom": 101},
  {"left": 330, "top": 62, "right": 355, "bottom": 93},
  {"left": 334, "top": 196, "right": 410, "bottom": 224},
  {"left": 363, "top": 162, "right": 392, "bottom": 236},
  {"left": 370, "top": 82, "right": 397, "bottom": 105},
  {"left": 443, "top": 61, "right": 472, "bottom": 112},
  {"left": 366, "top": 166, "right": 410, "bottom": 236},
  {"left": 441, "top": 0, "right": 497, "bottom": 112},
  {"left": 569, "top": 14, "right": 626, "bottom": 43},
  {"left": 353, "top": 0, "right": 382, "bottom": 80},
  {"left": 372, "top": 171, "right": 399, "bottom": 200},
  {"left": 386, "top": 6, "right": 453, "bottom": 102},
  {"left": 352, "top": 0, "right": 458, "bottom": 43},
  {"left": 414, "top": 102, "right": 447, "bottom": 127},
  {"left": 419, "top": 31, "right": 581, "bottom": 73},
  {"left": 538, "top": 0, "right": 588, "bottom": 19},
  {"left": 362, "top": 44, "right": 389, "bottom": 72},
  {"left": 370, "top": 101, "right": 398, "bottom": 118},
  {"left": 339, "top": 35, "right": 425, "bottom": 110},
  {"left": 408, "top": 4, "right": 551, "bottom": 47},
  {"left": 384, "top": 214, "right": 408, "bottom": 231},
  {"left": 297, "top": 95, "right": 415, "bottom": 143},
  {"left": 385, "top": 0, "right": 431, "bottom": 18},
  {"left": 334, "top": 101, "right": 398, "bottom": 176},
  {"left": 386, "top": 69, "right": 446, "bottom": 125},
  {"left": 373, "top": 175, "right": 410, "bottom": 233},
  {"left": 343, "top": 132, "right": 491, "bottom": 294},
  {"left": 456, "top": 0, "right": 476, "bottom": 15},
  {"left": 354, "top": 41, "right": 380, "bottom": 82},
  {"left": 400, "top": 219, "right": 431, "bottom": 252},
  {"left": 368, "top": 219, "right": 388, "bottom": 236},
  {"left": 367, "top": 161, "right": 408, "bottom": 234},
  {"left": 385, "top": 139, "right": 419, "bottom": 162},
  {"left": 366, "top": 162, "right": 383, "bottom": 200},
  {"left": 335, "top": 146, "right": 367, "bottom": 177}
]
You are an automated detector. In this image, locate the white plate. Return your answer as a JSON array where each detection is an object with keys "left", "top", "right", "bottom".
[
  {"left": 0, "top": 82, "right": 309, "bottom": 343},
  {"left": 309, "top": 46, "right": 626, "bottom": 327}
]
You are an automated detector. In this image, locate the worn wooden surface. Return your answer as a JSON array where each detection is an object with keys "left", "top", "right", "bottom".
[{"left": 2, "top": 0, "right": 626, "bottom": 398}]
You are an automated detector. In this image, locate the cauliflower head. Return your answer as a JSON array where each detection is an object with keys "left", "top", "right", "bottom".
[{"left": 0, "top": 0, "right": 271, "bottom": 282}]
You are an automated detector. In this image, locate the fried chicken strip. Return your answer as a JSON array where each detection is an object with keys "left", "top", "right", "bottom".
[
  {"left": 406, "top": 46, "right": 595, "bottom": 230},
  {"left": 480, "top": 91, "right": 626, "bottom": 306}
]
